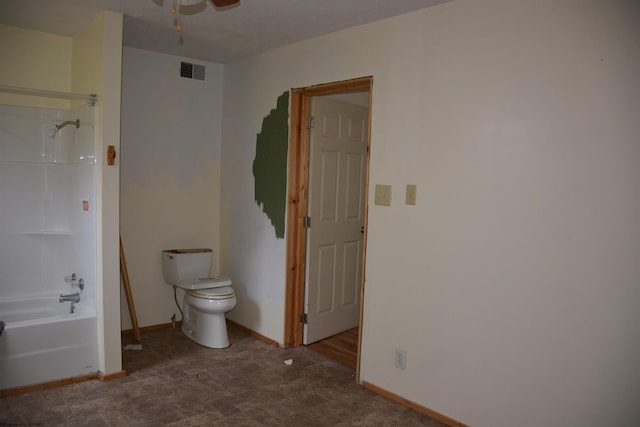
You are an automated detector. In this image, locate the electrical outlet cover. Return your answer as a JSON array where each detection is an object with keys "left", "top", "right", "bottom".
[
  {"left": 375, "top": 184, "right": 392, "bottom": 206},
  {"left": 395, "top": 348, "right": 407, "bottom": 370},
  {"left": 406, "top": 184, "right": 417, "bottom": 205}
]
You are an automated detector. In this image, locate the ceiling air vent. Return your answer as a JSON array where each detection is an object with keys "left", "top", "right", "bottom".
[{"left": 180, "top": 61, "right": 206, "bottom": 81}]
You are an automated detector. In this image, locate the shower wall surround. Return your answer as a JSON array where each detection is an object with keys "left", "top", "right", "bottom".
[{"left": 0, "top": 103, "right": 96, "bottom": 304}]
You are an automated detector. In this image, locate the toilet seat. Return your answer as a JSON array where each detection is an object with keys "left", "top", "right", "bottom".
[
  {"left": 187, "top": 286, "right": 234, "bottom": 300},
  {"left": 175, "top": 276, "right": 232, "bottom": 290}
]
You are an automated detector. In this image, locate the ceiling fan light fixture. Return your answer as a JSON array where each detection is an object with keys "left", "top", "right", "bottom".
[
  {"left": 210, "top": 0, "right": 239, "bottom": 7},
  {"left": 178, "top": 0, "right": 207, "bottom": 15},
  {"left": 165, "top": 0, "right": 240, "bottom": 34}
]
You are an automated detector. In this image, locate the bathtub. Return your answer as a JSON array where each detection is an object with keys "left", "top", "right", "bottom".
[{"left": 0, "top": 294, "right": 98, "bottom": 390}]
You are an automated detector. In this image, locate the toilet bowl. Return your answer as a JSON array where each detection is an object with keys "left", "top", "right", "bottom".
[
  {"left": 161, "top": 249, "right": 236, "bottom": 349},
  {"left": 182, "top": 284, "right": 237, "bottom": 348}
]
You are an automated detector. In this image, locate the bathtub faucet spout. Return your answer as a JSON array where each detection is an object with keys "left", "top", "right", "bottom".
[{"left": 60, "top": 292, "right": 81, "bottom": 303}]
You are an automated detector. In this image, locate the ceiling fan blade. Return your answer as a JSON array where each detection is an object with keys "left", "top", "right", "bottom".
[{"left": 210, "top": 0, "right": 239, "bottom": 7}]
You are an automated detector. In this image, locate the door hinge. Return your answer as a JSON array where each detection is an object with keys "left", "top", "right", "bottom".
[
  {"left": 300, "top": 313, "right": 308, "bottom": 324},
  {"left": 306, "top": 115, "right": 315, "bottom": 129},
  {"left": 303, "top": 216, "right": 311, "bottom": 229}
]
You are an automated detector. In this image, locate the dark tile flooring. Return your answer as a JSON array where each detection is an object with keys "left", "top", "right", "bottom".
[{"left": 0, "top": 325, "right": 446, "bottom": 426}]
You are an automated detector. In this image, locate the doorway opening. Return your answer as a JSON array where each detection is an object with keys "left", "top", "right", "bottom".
[{"left": 284, "top": 77, "right": 372, "bottom": 380}]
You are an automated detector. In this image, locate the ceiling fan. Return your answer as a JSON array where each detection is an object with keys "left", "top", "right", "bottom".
[
  {"left": 153, "top": 0, "right": 240, "bottom": 14},
  {"left": 157, "top": 0, "right": 240, "bottom": 32}
]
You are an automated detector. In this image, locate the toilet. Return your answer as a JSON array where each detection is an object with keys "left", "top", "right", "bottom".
[{"left": 161, "top": 248, "right": 236, "bottom": 348}]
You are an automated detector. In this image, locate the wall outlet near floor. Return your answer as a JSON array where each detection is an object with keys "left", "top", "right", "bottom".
[{"left": 395, "top": 348, "right": 407, "bottom": 370}]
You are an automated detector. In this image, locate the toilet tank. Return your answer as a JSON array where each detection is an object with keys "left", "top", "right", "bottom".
[{"left": 161, "top": 248, "right": 213, "bottom": 285}]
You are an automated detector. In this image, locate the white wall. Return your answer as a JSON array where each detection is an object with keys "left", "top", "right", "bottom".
[
  {"left": 120, "top": 47, "right": 224, "bottom": 329},
  {"left": 71, "top": 11, "right": 123, "bottom": 376},
  {"left": 99, "top": 12, "right": 124, "bottom": 377},
  {"left": 0, "top": 24, "right": 72, "bottom": 109},
  {"left": 220, "top": 0, "right": 640, "bottom": 425},
  {"left": 219, "top": 82, "right": 289, "bottom": 341}
]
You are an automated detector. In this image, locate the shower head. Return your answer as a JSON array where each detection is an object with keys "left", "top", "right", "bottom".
[
  {"left": 56, "top": 119, "right": 80, "bottom": 130},
  {"left": 47, "top": 119, "right": 80, "bottom": 139}
]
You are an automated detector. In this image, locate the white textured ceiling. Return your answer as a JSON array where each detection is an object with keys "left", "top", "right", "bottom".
[{"left": 0, "top": 0, "right": 451, "bottom": 63}]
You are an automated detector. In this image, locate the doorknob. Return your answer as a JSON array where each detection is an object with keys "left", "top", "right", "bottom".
[{"left": 360, "top": 225, "right": 365, "bottom": 234}]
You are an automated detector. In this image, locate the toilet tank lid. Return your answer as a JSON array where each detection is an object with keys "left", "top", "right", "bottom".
[
  {"left": 162, "top": 248, "right": 212, "bottom": 254},
  {"left": 174, "top": 276, "right": 232, "bottom": 290}
]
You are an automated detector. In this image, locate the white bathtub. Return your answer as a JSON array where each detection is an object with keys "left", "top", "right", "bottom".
[{"left": 0, "top": 294, "right": 98, "bottom": 390}]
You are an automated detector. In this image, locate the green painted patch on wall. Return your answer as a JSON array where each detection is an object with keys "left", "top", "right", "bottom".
[{"left": 253, "top": 91, "right": 289, "bottom": 239}]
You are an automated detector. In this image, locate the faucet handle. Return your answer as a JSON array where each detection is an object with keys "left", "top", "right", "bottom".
[
  {"left": 65, "top": 273, "right": 77, "bottom": 283},
  {"left": 76, "top": 278, "right": 85, "bottom": 291}
]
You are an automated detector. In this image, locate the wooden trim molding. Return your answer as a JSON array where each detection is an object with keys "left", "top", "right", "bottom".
[
  {"left": 227, "top": 319, "right": 280, "bottom": 347},
  {"left": 121, "top": 321, "right": 179, "bottom": 336},
  {"left": 0, "top": 373, "right": 99, "bottom": 398},
  {"left": 122, "top": 320, "right": 281, "bottom": 347},
  {"left": 283, "top": 88, "right": 305, "bottom": 348},
  {"left": 99, "top": 370, "right": 127, "bottom": 381},
  {"left": 362, "top": 381, "right": 470, "bottom": 427}
]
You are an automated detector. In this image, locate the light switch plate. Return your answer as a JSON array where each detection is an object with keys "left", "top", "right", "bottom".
[
  {"left": 375, "top": 184, "right": 392, "bottom": 206},
  {"left": 406, "top": 184, "right": 417, "bottom": 205}
]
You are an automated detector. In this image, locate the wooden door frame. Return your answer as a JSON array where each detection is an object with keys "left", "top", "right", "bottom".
[{"left": 284, "top": 76, "right": 372, "bottom": 379}]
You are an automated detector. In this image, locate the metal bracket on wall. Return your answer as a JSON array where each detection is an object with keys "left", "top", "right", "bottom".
[
  {"left": 306, "top": 115, "right": 315, "bottom": 129},
  {"left": 107, "top": 145, "right": 116, "bottom": 165}
]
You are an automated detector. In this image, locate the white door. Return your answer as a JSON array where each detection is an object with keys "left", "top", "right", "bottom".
[{"left": 303, "top": 95, "right": 368, "bottom": 345}]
